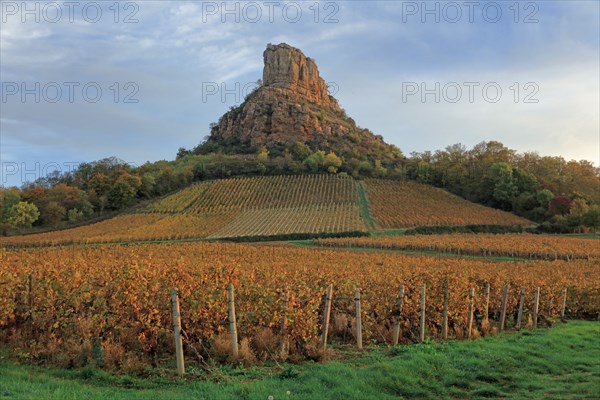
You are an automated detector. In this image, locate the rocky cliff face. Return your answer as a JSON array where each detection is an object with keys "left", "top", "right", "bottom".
[
  {"left": 206, "top": 43, "right": 400, "bottom": 162},
  {"left": 262, "top": 43, "right": 339, "bottom": 111}
]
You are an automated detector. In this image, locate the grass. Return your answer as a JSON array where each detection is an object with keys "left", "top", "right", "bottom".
[
  {"left": 557, "top": 233, "right": 600, "bottom": 240},
  {"left": 356, "top": 181, "right": 376, "bottom": 231},
  {"left": 369, "top": 229, "right": 408, "bottom": 237},
  {"left": 1, "top": 321, "right": 598, "bottom": 399}
]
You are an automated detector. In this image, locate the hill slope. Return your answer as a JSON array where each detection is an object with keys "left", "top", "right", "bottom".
[
  {"left": 0, "top": 176, "right": 531, "bottom": 246},
  {"left": 364, "top": 179, "right": 530, "bottom": 229}
]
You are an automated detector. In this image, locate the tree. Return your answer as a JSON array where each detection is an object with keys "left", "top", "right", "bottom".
[
  {"left": 304, "top": 151, "right": 325, "bottom": 173},
  {"left": 323, "top": 151, "right": 342, "bottom": 174},
  {"left": 42, "top": 201, "right": 66, "bottom": 226},
  {"left": 257, "top": 162, "right": 267, "bottom": 175},
  {"left": 582, "top": 205, "right": 600, "bottom": 229},
  {"left": 67, "top": 208, "right": 85, "bottom": 222},
  {"left": 536, "top": 189, "right": 554, "bottom": 209},
  {"left": 569, "top": 198, "right": 590, "bottom": 217},
  {"left": 7, "top": 201, "right": 40, "bottom": 228},
  {"left": 359, "top": 160, "right": 374, "bottom": 176},
  {"left": 139, "top": 174, "right": 156, "bottom": 198},
  {"left": 1, "top": 189, "right": 21, "bottom": 223},
  {"left": 289, "top": 141, "right": 313, "bottom": 161},
  {"left": 489, "top": 163, "right": 518, "bottom": 210},
  {"left": 373, "top": 160, "right": 387, "bottom": 178},
  {"left": 77, "top": 199, "right": 94, "bottom": 217},
  {"left": 549, "top": 195, "right": 573, "bottom": 215},
  {"left": 108, "top": 173, "right": 142, "bottom": 209},
  {"left": 513, "top": 167, "right": 539, "bottom": 193},
  {"left": 88, "top": 172, "right": 112, "bottom": 197},
  {"left": 415, "top": 160, "right": 430, "bottom": 183},
  {"left": 257, "top": 147, "right": 269, "bottom": 163},
  {"left": 176, "top": 147, "right": 190, "bottom": 159}
]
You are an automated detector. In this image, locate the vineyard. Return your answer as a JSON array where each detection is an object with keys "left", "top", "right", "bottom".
[
  {"left": 0, "top": 213, "right": 239, "bottom": 247},
  {"left": 208, "top": 204, "right": 366, "bottom": 239},
  {"left": 1, "top": 242, "right": 598, "bottom": 371},
  {"left": 1, "top": 175, "right": 541, "bottom": 247},
  {"left": 363, "top": 179, "right": 531, "bottom": 228},
  {"left": 315, "top": 234, "right": 600, "bottom": 261},
  {"left": 147, "top": 174, "right": 359, "bottom": 214}
]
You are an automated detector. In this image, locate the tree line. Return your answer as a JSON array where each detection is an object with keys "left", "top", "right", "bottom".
[{"left": 1, "top": 141, "right": 598, "bottom": 234}]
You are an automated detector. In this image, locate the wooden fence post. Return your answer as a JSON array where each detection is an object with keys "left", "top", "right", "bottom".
[
  {"left": 227, "top": 283, "right": 239, "bottom": 358},
  {"left": 392, "top": 285, "right": 405, "bottom": 346},
  {"left": 28, "top": 274, "right": 33, "bottom": 310},
  {"left": 560, "top": 288, "right": 567, "bottom": 320},
  {"left": 516, "top": 287, "right": 526, "bottom": 330},
  {"left": 280, "top": 291, "right": 288, "bottom": 357},
  {"left": 442, "top": 283, "right": 449, "bottom": 340},
  {"left": 171, "top": 288, "right": 185, "bottom": 376},
  {"left": 321, "top": 284, "right": 333, "bottom": 351},
  {"left": 498, "top": 284, "right": 509, "bottom": 332},
  {"left": 483, "top": 283, "right": 490, "bottom": 323},
  {"left": 467, "top": 287, "right": 474, "bottom": 339},
  {"left": 355, "top": 288, "right": 362, "bottom": 350},
  {"left": 420, "top": 283, "right": 426, "bottom": 343},
  {"left": 533, "top": 287, "right": 540, "bottom": 329}
]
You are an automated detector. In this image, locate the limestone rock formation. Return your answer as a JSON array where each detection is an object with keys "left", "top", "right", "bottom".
[
  {"left": 262, "top": 43, "right": 339, "bottom": 111},
  {"left": 205, "top": 43, "right": 401, "bottom": 164}
]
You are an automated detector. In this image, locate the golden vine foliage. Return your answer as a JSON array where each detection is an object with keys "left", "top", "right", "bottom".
[
  {"left": 1, "top": 175, "right": 368, "bottom": 246},
  {"left": 1, "top": 176, "right": 541, "bottom": 247},
  {"left": 364, "top": 179, "right": 531, "bottom": 228},
  {"left": 1, "top": 242, "right": 598, "bottom": 369},
  {"left": 209, "top": 204, "right": 366, "bottom": 239},
  {"left": 316, "top": 234, "right": 600, "bottom": 261},
  {"left": 0, "top": 213, "right": 238, "bottom": 247},
  {"left": 147, "top": 174, "right": 359, "bottom": 214}
]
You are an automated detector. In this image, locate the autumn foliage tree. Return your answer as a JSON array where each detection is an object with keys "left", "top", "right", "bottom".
[{"left": 6, "top": 201, "right": 40, "bottom": 228}]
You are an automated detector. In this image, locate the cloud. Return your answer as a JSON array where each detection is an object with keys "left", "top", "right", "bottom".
[{"left": 1, "top": 0, "right": 598, "bottom": 187}]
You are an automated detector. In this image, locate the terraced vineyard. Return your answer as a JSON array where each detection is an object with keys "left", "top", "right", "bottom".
[
  {"left": 209, "top": 204, "right": 365, "bottom": 239},
  {"left": 1, "top": 175, "right": 366, "bottom": 246},
  {"left": 363, "top": 179, "right": 531, "bottom": 228},
  {"left": 148, "top": 175, "right": 358, "bottom": 213},
  {"left": 1, "top": 175, "right": 536, "bottom": 246}
]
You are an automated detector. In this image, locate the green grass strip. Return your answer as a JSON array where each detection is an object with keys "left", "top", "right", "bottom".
[
  {"left": 356, "top": 181, "right": 376, "bottom": 231},
  {"left": 0, "top": 322, "right": 598, "bottom": 399}
]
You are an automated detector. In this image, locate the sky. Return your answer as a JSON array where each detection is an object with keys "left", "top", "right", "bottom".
[{"left": 1, "top": 0, "right": 599, "bottom": 187}]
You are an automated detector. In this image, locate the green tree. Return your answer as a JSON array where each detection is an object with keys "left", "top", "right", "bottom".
[
  {"left": 108, "top": 173, "right": 142, "bottom": 209},
  {"left": 7, "top": 201, "right": 40, "bottom": 228},
  {"left": 373, "top": 160, "right": 388, "bottom": 178},
  {"left": 582, "top": 205, "right": 600, "bottom": 229},
  {"left": 359, "top": 160, "right": 374, "bottom": 176},
  {"left": 536, "top": 189, "right": 554, "bottom": 209},
  {"left": 415, "top": 160, "right": 430, "bottom": 183},
  {"left": 42, "top": 201, "right": 66, "bottom": 226},
  {"left": 1, "top": 189, "right": 21, "bottom": 223},
  {"left": 67, "top": 208, "right": 85, "bottom": 222},
  {"left": 513, "top": 168, "right": 539, "bottom": 193},
  {"left": 304, "top": 151, "right": 325, "bottom": 173},
  {"left": 489, "top": 163, "right": 518, "bottom": 210},
  {"left": 76, "top": 198, "right": 94, "bottom": 217},
  {"left": 289, "top": 141, "right": 313, "bottom": 161}
]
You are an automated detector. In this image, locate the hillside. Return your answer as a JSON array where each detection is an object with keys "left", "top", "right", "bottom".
[
  {"left": 0, "top": 176, "right": 530, "bottom": 246},
  {"left": 364, "top": 179, "right": 530, "bottom": 229},
  {"left": 3, "top": 44, "right": 597, "bottom": 236}
]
